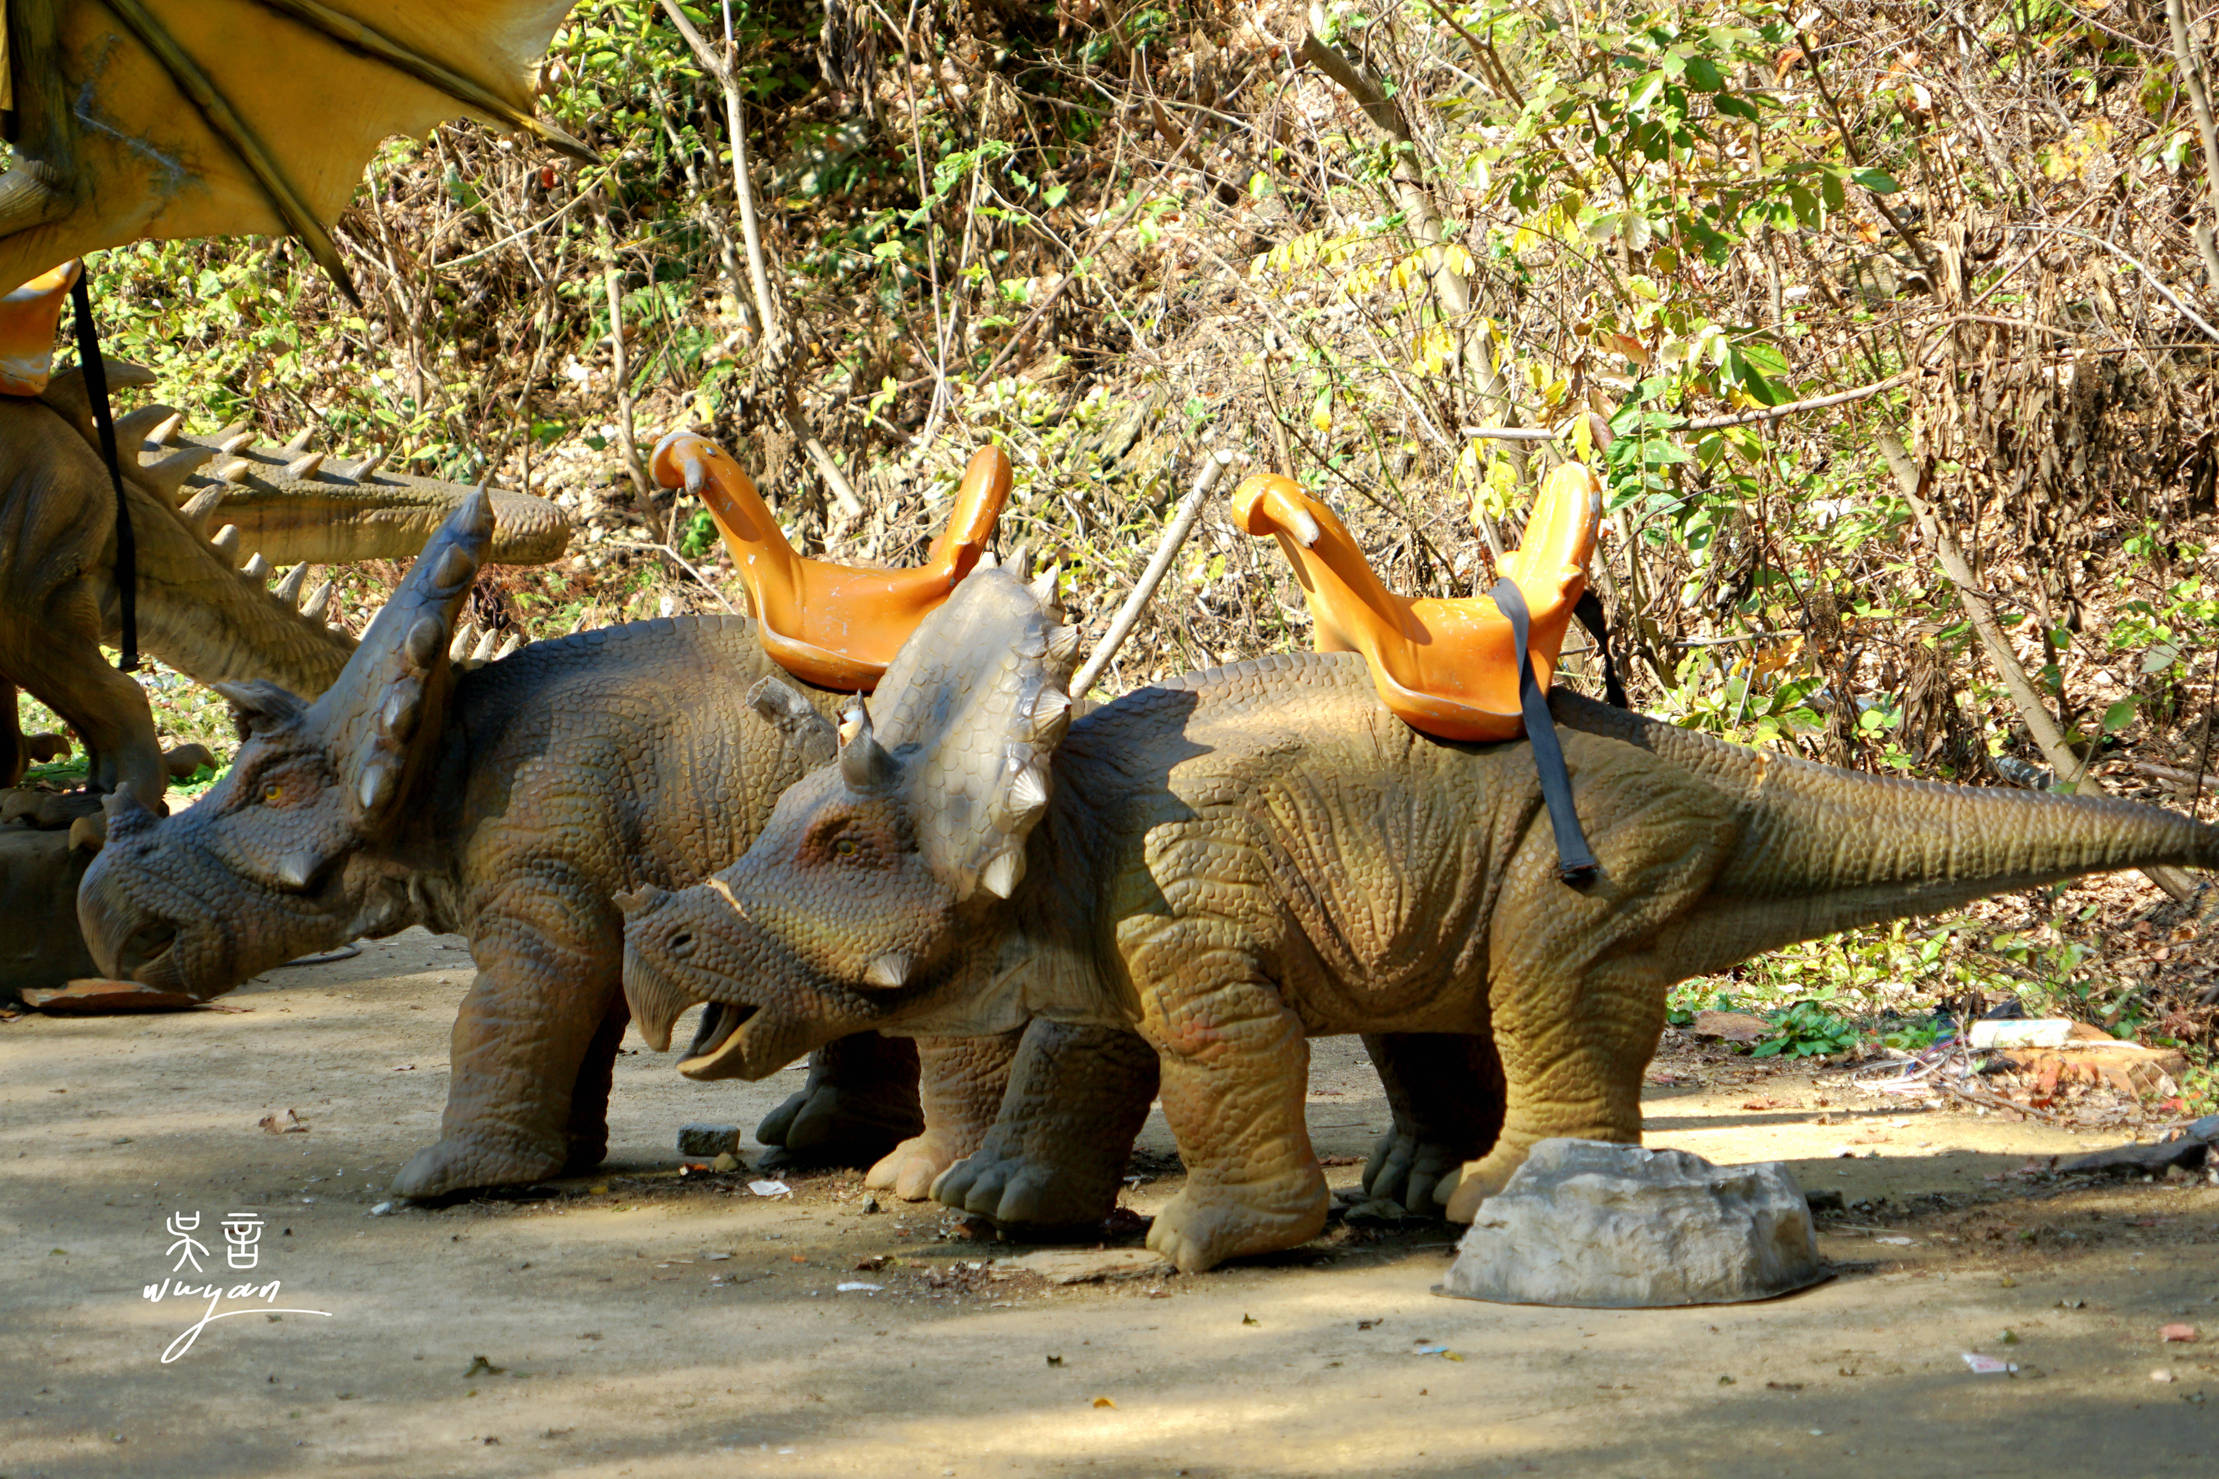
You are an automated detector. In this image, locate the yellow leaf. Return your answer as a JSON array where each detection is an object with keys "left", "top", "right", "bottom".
[
  {"left": 1092, "top": 1396, "right": 1117, "bottom": 1409},
  {"left": 1410, "top": 323, "right": 1458, "bottom": 377}
]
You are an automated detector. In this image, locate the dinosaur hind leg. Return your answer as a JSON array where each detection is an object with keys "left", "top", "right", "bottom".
[
  {"left": 1436, "top": 799, "right": 1735, "bottom": 1221},
  {"left": 1436, "top": 958, "right": 1667, "bottom": 1223},
  {"left": 755, "top": 1031, "right": 925, "bottom": 1169},
  {"left": 1, "top": 680, "right": 21, "bottom": 789},
  {"left": 9, "top": 622, "right": 166, "bottom": 811},
  {"left": 1361, "top": 1032, "right": 1505, "bottom": 1214}
]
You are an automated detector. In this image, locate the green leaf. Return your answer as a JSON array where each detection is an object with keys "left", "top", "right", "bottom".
[
  {"left": 1684, "top": 57, "right": 1725, "bottom": 92},
  {"left": 1738, "top": 340, "right": 1789, "bottom": 375},
  {"left": 2102, "top": 699, "right": 2139, "bottom": 734},
  {"left": 1850, "top": 168, "right": 1901, "bottom": 194}
]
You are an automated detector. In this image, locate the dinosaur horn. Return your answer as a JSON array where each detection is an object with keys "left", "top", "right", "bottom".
[
  {"left": 305, "top": 486, "right": 494, "bottom": 836},
  {"left": 748, "top": 676, "right": 838, "bottom": 768},
  {"left": 839, "top": 698, "right": 899, "bottom": 793},
  {"left": 178, "top": 486, "right": 225, "bottom": 535},
  {"left": 37, "top": 360, "right": 157, "bottom": 431},
  {"left": 142, "top": 445, "right": 215, "bottom": 502}
]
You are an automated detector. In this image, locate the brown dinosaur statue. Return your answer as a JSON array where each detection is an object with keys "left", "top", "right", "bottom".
[
  {"left": 615, "top": 569, "right": 2219, "bottom": 1273},
  {"left": 0, "top": 361, "right": 570, "bottom": 992},
  {"left": 76, "top": 465, "right": 1032, "bottom": 1198}
]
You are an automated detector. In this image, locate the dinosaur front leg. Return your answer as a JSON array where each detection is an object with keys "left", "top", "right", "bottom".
[
  {"left": 392, "top": 891, "right": 622, "bottom": 1199},
  {"left": 867, "top": 1029, "right": 1019, "bottom": 1200},
  {"left": 754, "top": 1031, "right": 925, "bottom": 1169},
  {"left": 932, "top": 1019, "right": 1159, "bottom": 1226},
  {"left": 1361, "top": 1032, "right": 1505, "bottom": 1213},
  {"left": 1136, "top": 940, "right": 1328, "bottom": 1273}
]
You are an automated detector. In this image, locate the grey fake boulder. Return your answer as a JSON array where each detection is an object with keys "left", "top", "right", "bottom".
[{"left": 1438, "top": 1139, "right": 1827, "bottom": 1308}]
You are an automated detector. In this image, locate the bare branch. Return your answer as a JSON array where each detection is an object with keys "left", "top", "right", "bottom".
[{"left": 1071, "top": 449, "right": 1238, "bottom": 697}]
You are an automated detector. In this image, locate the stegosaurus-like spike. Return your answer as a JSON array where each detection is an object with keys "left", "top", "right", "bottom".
[{"left": 134, "top": 403, "right": 570, "bottom": 568}]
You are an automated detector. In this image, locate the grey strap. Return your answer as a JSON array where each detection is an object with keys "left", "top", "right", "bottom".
[{"left": 1489, "top": 578, "right": 1598, "bottom": 884}]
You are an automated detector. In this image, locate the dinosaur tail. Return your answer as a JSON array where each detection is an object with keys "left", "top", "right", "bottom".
[{"left": 1689, "top": 744, "right": 2218, "bottom": 965}]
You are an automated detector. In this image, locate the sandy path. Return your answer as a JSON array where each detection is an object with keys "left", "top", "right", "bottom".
[{"left": 4, "top": 929, "right": 2215, "bottom": 1478}]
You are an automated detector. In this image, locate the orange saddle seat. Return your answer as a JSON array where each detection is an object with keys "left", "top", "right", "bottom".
[
  {"left": 650, "top": 431, "right": 1011, "bottom": 691},
  {"left": 0, "top": 261, "right": 81, "bottom": 397},
  {"left": 1233, "top": 462, "right": 1604, "bottom": 743}
]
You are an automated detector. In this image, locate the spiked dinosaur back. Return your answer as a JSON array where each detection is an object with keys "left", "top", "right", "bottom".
[
  {"left": 34, "top": 363, "right": 355, "bottom": 697},
  {"left": 33, "top": 360, "right": 566, "bottom": 694}
]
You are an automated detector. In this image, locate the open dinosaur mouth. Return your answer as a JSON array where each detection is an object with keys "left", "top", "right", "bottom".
[
  {"left": 680, "top": 1001, "right": 756, "bottom": 1066},
  {"left": 116, "top": 921, "right": 179, "bottom": 980}
]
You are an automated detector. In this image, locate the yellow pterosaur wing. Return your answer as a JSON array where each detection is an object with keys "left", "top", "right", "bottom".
[{"left": 0, "top": 0, "right": 592, "bottom": 298}]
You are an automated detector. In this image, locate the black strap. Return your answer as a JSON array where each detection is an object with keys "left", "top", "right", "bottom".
[
  {"left": 70, "top": 272, "right": 138, "bottom": 672},
  {"left": 1573, "top": 588, "right": 1627, "bottom": 709},
  {"left": 1490, "top": 578, "right": 1598, "bottom": 885}
]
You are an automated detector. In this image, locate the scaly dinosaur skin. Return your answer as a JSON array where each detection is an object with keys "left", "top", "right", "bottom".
[
  {"left": 619, "top": 571, "right": 2219, "bottom": 1273},
  {"left": 76, "top": 497, "right": 939, "bottom": 1198}
]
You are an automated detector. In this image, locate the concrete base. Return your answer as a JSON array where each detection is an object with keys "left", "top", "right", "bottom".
[{"left": 1438, "top": 1139, "right": 1828, "bottom": 1308}]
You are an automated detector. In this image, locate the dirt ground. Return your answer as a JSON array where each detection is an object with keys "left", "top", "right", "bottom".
[{"left": 4, "top": 931, "right": 2217, "bottom": 1479}]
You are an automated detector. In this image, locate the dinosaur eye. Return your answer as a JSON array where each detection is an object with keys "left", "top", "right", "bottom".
[
  {"left": 832, "top": 837, "right": 859, "bottom": 858},
  {"left": 261, "top": 783, "right": 284, "bottom": 805}
]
